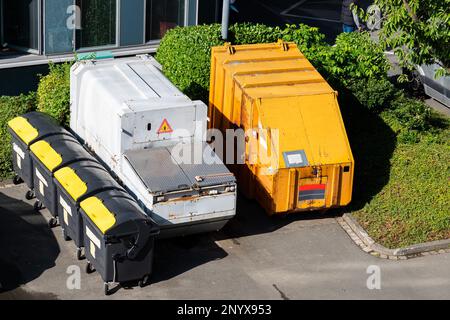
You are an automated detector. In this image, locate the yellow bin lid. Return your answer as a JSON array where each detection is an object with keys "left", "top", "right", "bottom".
[
  {"left": 80, "top": 197, "right": 116, "bottom": 234},
  {"left": 54, "top": 167, "right": 88, "bottom": 201},
  {"left": 8, "top": 116, "right": 39, "bottom": 145},
  {"left": 30, "top": 140, "right": 63, "bottom": 171}
]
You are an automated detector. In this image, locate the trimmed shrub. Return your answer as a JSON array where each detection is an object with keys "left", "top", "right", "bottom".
[
  {"left": 156, "top": 23, "right": 332, "bottom": 102},
  {"left": 37, "top": 62, "right": 72, "bottom": 126},
  {"left": 279, "top": 24, "right": 330, "bottom": 71},
  {"left": 348, "top": 78, "right": 398, "bottom": 112},
  {"left": 379, "top": 95, "right": 435, "bottom": 143},
  {"left": 324, "top": 31, "right": 390, "bottom": 84},
  {"left": 156, "top": 23, "right": 285, "bottom": 102},
  {"left": 391, "top": 96, "right": 432, "bottom": 132},
  {"left": 156, "top": 24, "right": 224, "bottom": 101},
  {"left": 0, "top": 93, "right": 37, "bottom": 178},
  {"left": 230, "top": 23, "right": 281, "bottom": 45},
  {"left": 156, "top": 24, "right": 390, "bottom": 103}
]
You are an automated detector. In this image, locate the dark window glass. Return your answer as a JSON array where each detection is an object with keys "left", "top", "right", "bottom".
[
  {"left": 198, "top": 0, "right": 223, "bottom": 24},
  {"left": 3, "top": 0, "right": 39, "bottom": 50},
  {"left": 76, "top": 0, "right": 116, "bottom": 48},
  {"left": 145, "top": 0, "right": 185, "bottom": 41}
]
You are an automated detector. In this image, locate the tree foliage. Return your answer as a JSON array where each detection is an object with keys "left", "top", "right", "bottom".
[{"left": 372, "top": 0, "right": 450, "bottom": 78}]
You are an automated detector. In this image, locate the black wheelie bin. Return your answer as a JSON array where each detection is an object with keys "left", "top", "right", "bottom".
[
  {"left": 7, "top": 112, "right": 72, "bottom": 199},
  {"left": 79, "top": 189, "right": 159, "bottom": 295},
  {"left": 53, "top": 160, "right": 125, "bottom": 260},
  {"left": 29, "top": 134, "right": 96, "bottom": 227}
]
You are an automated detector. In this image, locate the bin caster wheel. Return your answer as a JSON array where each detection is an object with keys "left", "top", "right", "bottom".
[
  {"left": 25, "top": 190, "right": 35, "bottom": 200},
  {"left": 76, "top": 248, "right": 84, "bottom": 261},
  {"left": 33, "top": 200, "right": 43, "bottom": 211},
  {"left": 104, "top": 283, "right": 111, "bottom": 296},
  {"left": 48, "top": 217, "right": 58, "bottom": 228},
  {"left": 85, "top": 261, "right": 95, "bottom": 274},
  {"left": 62, "top": 230, "right": 71, "bottom": 241},
  {"left": 139, "top": 275, "right": 150, "bottom": 288},
  {"left": 13, "top": 175, "right": 23, "bottom": 185}
]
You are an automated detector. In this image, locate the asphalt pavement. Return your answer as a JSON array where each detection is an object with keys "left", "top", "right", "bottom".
[{"left": 0, "top": 183, "right": 449, "bottom": 300}]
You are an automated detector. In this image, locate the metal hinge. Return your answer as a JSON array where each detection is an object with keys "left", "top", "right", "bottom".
[
  {"left": 277, "top": 39, "right": 289, "bottom": 51},
  {"left": 224, "top": 42, "right": 236, "bottom": 55}
]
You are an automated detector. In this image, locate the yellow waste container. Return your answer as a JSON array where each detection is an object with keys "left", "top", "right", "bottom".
[{"left": 209, "top": 42, "right": 354, "bottom": 214}]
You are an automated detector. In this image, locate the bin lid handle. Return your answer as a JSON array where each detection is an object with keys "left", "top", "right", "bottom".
[{"left": 126, "top": 220, "right": 153, "bottom": 260}]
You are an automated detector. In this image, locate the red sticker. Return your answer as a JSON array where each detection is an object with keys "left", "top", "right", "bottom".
[
  {"left": 299, "top": 184, "right": 326, "bottom": 191},
  {"left": 157, "top": 119, "right": 173, "bottom": 134}
]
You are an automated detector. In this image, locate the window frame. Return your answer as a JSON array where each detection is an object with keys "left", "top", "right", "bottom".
[
  {"left": 3, "top": 0, "right": 42, "bottom": 54},
  {"left": 144, "top": 0, "right": 191, "bottom": 44},
  {"left": 74, "top": 0, "right": 120, "bottom": 51}
]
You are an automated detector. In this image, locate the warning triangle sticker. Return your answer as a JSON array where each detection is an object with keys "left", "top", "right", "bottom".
[{"left": 157, "top": 118, "right": 173, "bottom": 134}]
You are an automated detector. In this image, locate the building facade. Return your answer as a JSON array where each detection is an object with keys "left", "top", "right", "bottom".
[{"left": 0, "top": 0, "right": 222, "bottom": 56}]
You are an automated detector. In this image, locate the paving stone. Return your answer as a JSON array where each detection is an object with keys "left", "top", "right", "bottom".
[
  {"left": 362, "top": 246, "right": 372, "bottom": 253},
  {"left": 371, "top": 252, "right": 380, "bottom": 257}
]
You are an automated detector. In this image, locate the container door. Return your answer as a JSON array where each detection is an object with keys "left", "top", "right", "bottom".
[{"left": 296, "top": 175, "right": 328, "bottom": 210}]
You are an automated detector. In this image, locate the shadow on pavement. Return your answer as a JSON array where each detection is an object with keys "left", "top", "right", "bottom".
[
  {"left": 152, "top": 234, "right": 228, "bottom": 284},
  {"left": 151, "top": 194, "right": 341, "bottom": 284},
  {"left": 219, "top": 195, "right": 342, "bottom": 240},
  {"left": 0, "top": 191, "right": 60, "bottom": 296}
]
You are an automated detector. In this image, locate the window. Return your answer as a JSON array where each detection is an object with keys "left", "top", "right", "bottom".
[
  {"left": 145, "top": 0, "right": 185, "bottom": 42},
  {"left": 76, "top": 0, "right": 117, "bottom": 49},
  {"left": 44, "top": 0, "right": 73, "bottom": 54},
  {"left": 198, "top": 0, "right": 223, "bottom": 24},
  {"left": 3, "top": 0, "right": 40, "bottom": 51}
]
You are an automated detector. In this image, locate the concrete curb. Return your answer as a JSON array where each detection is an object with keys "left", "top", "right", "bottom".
[
  {"left": 337, "top": 213, "right": 450, "bottom": 260},
  {"left": 0, "top": 179, "right": 14, "bottom": 189}
]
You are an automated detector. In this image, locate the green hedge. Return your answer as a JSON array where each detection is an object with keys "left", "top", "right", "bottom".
[
  {"left": 348, "top": 78, "right": 398, "bottom": 112},
  {"left": 156, "top": 23, "right": 329, "bottom": 101},
  {"left": 229, "top": 23, "right": 281, "bottom": 45},
  {"left": 156, "top": 23, "right": 436, "bottom": 142},
  {"left": 156, "top": 25, "right": 389, "bottom": 101},
  {"left": 37, "top": 62, "right": 72, "bottom": 126},
  {"left": 324, "top": 32, "right": 390, "bottom": 83},
  {"left": 0, "top": 93, "right": 37, "bottom": 178},
  {"left": 0, "top": 62, "right": 71, "bottom": 179},
  {"left": 156, "top": 24, "right": 224, "bottom": 101}
]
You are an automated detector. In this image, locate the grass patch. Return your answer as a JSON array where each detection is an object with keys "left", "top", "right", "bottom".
[{"left": 348, "top": 106, "right": 450, "bottom": 248}]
